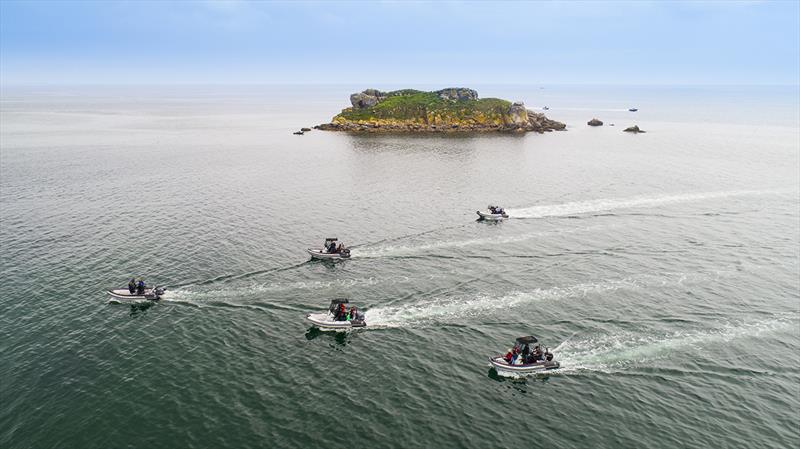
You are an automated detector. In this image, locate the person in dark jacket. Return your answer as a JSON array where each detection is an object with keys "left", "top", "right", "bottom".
[
  {"left": 128, "top": 278, "right": 136, "bottom": 294},
  {"left": 136, "top": 279, "right": 145, "bottom": 295}
]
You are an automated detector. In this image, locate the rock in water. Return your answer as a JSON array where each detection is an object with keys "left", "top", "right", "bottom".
[
  {"left": 588, "top": 118, "right": 603, "bottom": 126},
  {"left": 623, "top": 125, "right": 645, "bottom": 133},
  {"left": 300, "top": 127, "right": 311, "bottom": 132}
]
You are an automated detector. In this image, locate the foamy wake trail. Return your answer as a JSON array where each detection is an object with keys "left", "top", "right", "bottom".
[
  {"left": 353, "top": 225, "right": 604, "bottom": 259},
  {"left": 554, "top": 316, "right": 796, "bottom": 373},
  {"left": 366, "top": 272, "right": 705, "bottom": 327},
  {"left": 508, "top": 190, "right": 780, "bottom": 219},
  {"left": 162, "top": 275, "right": 424, "bottom": 301}
]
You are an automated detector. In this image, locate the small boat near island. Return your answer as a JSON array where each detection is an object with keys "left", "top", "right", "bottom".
[
  {"left": 306, "top": 299, "right": 366, "bottom": 331},
  {"left": 628, "top": 108, "right": 638, "bottom": 112},
  {"left": 477, "top": 205, "right": 508, "bottom": 221},
  {"left": 307, "top": 237, "right": 351, "bottom": 260},
  {"left": 489, "top": 336, "right": 559, "bottom": 377}
]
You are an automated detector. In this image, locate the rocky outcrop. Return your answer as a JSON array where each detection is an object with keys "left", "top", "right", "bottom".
[
  {"left": 435, "top": 87, "right": 478, "bottom": 102},
  {"left": 623, "top": 125, "right": 645, "bottom": 133},
  {"left": 587, "top": 118, "right": 603, "bottom": 126},
  {"left": 508, "top": 102, "right": 529, "bottom": 126},
  {"left": 317, "top": 88, "right": 566, "bottom": 134},
  {"left": 527, "top": 110, "right": 567, "bottom": 131},
  {"left": 350, "top": 92, "right": 383, "bottom": 109}
]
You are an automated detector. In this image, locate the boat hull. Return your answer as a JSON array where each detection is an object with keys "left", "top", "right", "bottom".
[
  {"left": 107, "top": 288, "right": 163, "bottom": 303},
  {"left": 307, "top": 249, "right": 350, "bottom": 260},
  {"left": 306, "top": 312, "right": 366, "bottom": 331},
  {"left": 477, "top": 210, "right": 508, "bottom": 221},
  {"left": 489, "top": 356, "right": 559, "bottom": 377}
]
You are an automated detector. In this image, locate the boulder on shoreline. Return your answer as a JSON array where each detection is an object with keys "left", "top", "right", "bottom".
[
  {"left": 316, "top": 88, "right": 566, "bottom": 134},
  {"left": 587, "top": 118, "right": 603, "bottom": 126}
]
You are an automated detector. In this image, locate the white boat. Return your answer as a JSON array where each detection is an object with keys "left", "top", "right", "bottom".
[
  {"left": 306, "top": 299, "right": 366, "bottom": 331},
  {"left": 489, "top": 336, "right": 559, "bottom": 377},
  {"left": 107, "top": 286, "right": 166, "bottom": 303},
  {"left": 307, "top": 248, "right": 351, "bottom": 260},
  {"left": 477, "top": 205, "right": 508, "bottom": 220},
  {"left": 308, "top": 237, "right": 351, "bottom": 260}
]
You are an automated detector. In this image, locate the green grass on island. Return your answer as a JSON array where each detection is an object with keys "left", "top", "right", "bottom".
[{"left": 336, "top": 90, "right": 512, "bottom": 124}]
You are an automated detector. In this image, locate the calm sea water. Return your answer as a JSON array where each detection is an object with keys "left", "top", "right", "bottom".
[{"left": 1, "top": 85, "right": 798, "bottom": 448}]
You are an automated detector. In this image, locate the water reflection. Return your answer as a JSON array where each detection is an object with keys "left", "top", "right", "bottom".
[
  {"left": 128, "top": 301, "right": 153, "bottom": 317},
  {"left": 487, "top": 367, "right": 553, "bottom": 389},
  {"left": 305, "top": 326, "right": 352, "bottom": 347}
]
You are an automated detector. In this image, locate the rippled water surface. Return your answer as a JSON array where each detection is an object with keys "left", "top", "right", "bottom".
[{"left": 1, "top": 85, "right": 798, "bottom": 448}]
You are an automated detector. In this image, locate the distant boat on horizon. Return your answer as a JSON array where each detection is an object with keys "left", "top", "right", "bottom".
[{"left": 629, "top": 108, "right": 638, "bottom": 112}]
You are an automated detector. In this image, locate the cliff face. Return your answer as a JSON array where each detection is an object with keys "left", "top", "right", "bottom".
[{"left": 315, "top": 88, "right": 566, "bottom": 133}]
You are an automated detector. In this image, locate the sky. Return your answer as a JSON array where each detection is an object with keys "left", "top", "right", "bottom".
[{"left": 0, "top": 0, "right": 798, "bottom": 85}]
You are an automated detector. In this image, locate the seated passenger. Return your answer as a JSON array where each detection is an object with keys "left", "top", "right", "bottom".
[
  {"left": 128, "top": 278, "right": 136, "bottom": 294},
  {"left": 136, "top": 279, "right": 145, "bottom": 295},
  {"left": 504, "top": 350, "right": 513, "bottom": 363}
]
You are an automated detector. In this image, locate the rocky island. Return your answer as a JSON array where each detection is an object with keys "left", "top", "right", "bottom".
[{"left": 314, "top": 88, "right": 566, "bottom": 133}]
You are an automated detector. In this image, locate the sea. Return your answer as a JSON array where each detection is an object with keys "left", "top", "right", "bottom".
[{"left": 1, "top": 84, "right": 798, "bottom": 448}]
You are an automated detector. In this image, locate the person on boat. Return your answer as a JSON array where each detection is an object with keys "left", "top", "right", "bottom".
[
  {"left": 336, "top": 243, "right": 344, "bottom": 253},
  {"left": 136, "top": 279, "right": 145, "bottom": 295},
  {"left": 335, "top": 303, "right": 347, "bottom": 321},
  {"left": 504, "top": 349, "right": 514, "bottom": 363},
  {"left": 349, "top": 306, "right": 362, "bottom": 321},
  {"left": 532, "top": 345, "right": 543, "bottom": 362},
  {"left": 327, "top": 241, "right": 337, "bottom": 253},
  {"left": 128, "top": 278, "right": 136, "bottom": 294},
  {"left": 510, "top": 346, "right": 520, "bottom": 364}
]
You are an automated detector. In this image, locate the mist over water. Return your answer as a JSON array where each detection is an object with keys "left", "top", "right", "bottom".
[{"left": 1, "top": 85, "right": 798, "bottom": 449}]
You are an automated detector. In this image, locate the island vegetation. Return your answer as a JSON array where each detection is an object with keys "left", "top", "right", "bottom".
[{"left": 314, "top": 88, "right": 566, "bottom": 133}]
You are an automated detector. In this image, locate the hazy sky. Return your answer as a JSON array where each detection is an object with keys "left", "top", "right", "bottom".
[{"left": 1, "top": 0, "right": 798, "bottom": 85}]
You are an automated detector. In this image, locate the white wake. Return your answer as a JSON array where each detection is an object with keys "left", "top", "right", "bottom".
[{"left": 508, "top": 190, "right": 781, "bottom": 219}]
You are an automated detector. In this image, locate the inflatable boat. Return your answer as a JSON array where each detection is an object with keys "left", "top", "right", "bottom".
[
  {"left": 489, "top": 336, "right": 559, "bottom": 377},
  {"left": 477, "top": 206, "right": 508, "bottom": 221},
  {"left": 107, "top": 286, "right": 166, "bottom": 303},
  {"left": 307, "top": 248, "right": 351, "bottom": 260},
  {"left": 308, "top": 237, "right": 351, "bottom": 260},
  {"left": 306, "top": 299, "right": 366, "bottom": 331}
]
